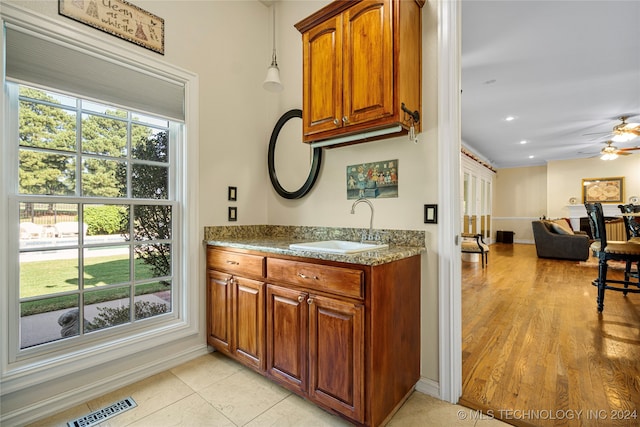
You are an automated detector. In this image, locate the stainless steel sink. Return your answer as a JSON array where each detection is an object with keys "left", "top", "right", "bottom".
[{"left": 288, "top": 240, "right": 388, "bottom": 254}]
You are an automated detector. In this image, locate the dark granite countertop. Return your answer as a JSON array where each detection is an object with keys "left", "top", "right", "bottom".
[{"left": 204, "top": 225, "right": 425, "bottom": 266}]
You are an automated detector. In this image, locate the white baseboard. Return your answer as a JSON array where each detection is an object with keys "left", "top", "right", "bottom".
[
  {"left": 2, "top": 345, "right": 209, "bottom": 426},
  {"left": 415, "top": 377, "right": 440, "bottom": 399}
]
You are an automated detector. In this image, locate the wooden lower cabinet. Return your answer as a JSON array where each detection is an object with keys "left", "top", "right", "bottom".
[
  {"left": 206, "top": 269, "right": 265, "bottom": 372},
  {"left": 308, "top": 294, "right": 364, "bottom": 422},
  {"left": 233, "top": 276, "right": 265, "bottom": 370},
  {"left": 207, "top": 270, "right": 232, "bottom": 354},
  {"left": 207, "top": 246, "right": 420, "bottom": 426},
  {"left": 266, "top": 285, "right": 365, "bottom": 422},
  {"left": 266, "top": 285, "right": 308, "bottom": 394}
]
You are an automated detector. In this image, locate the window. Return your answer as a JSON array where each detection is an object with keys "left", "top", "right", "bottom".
[{"left": 15, "top": 84, "right": 178, "bottom": 350}]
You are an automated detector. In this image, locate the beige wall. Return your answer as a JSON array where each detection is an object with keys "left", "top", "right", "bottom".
[
  {"left": 493, "top": 154, "right": 640, "bottom": 242},
  {"left": 493, "top": 165, "right": 547, "bottom": 242},
  {"left": 547, "top": 155, "right": 640, "bottom": 219}
]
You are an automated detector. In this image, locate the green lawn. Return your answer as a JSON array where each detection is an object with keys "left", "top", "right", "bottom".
[{"left": 20, "top": 254, "right": 170, "bottom": 316}]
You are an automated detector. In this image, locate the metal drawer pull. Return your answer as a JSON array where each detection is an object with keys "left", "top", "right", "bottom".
[
  {"left": 297, "top": 272, "right": 319, "bottom": 280},
  {"left": 226, "top": 260, "right": 239, "bottom": 265}
]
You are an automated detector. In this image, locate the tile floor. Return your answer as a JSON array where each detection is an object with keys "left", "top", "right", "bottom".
[{"left": 28, "top": 352, "right": 509, "bottom": 427}]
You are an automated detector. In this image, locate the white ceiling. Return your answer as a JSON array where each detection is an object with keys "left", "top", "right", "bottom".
[{"left": 461, "top": 0, "right": 640, "bottom": 169}]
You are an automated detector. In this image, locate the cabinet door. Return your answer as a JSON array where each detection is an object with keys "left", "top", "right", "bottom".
[
  {"left": 342, "top": 0, "right": 393, "bottom": 126},
  {"left": 302, "top": 14, "right": 343, "bottom": 137},
  {"left": 266, "top": 284, "right": 308, "bottom": 394},
  {"left": 308, "top": 295, "right": 365, "bottom": 423},
  {"left": 233, "top": 277, "right": 265, "bottom": 371},
  {"left": 207, "top": 270, "right": 232, "bottom": 354}
]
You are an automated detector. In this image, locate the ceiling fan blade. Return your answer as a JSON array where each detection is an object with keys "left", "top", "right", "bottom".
[
  {"left": 618, "top": 146, "right": 640, "bottom": 152},
  {"left": 587, "top": 134, "right": 613, "bottom": 142},
  {"left": 582, "top": 131, "right": 610, "bottom": 136}
]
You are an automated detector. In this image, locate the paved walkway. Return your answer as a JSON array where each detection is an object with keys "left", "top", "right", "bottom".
[{"left": 20, "top": 293, "right": 170, "bottom": 349}]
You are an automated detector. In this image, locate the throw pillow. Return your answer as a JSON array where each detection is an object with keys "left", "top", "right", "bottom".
[{"left": 550, "top": 219, "right": 574, "bottom": 235}]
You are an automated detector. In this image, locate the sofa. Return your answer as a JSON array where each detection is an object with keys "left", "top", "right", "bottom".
[{"left": 532, "top": 220, "right": 591, "bottom": 261}]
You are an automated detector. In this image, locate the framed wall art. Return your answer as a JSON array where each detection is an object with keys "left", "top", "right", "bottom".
[
  {"left": 582, "top": 177, "right": 624, "bottom": 204},
  {"left": 346, "top": 160, "right": 398, "bottom": 200},
  {"left": 59, "top": 0, "right": 165, "bottom": 54}
]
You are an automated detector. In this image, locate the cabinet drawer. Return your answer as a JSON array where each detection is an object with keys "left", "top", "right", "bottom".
[
  {"left": 267, "top": 258, "right": 363, "bottom": 299},
  {"left": 207, "top": 248, "right": 265, "bottom": 278}
]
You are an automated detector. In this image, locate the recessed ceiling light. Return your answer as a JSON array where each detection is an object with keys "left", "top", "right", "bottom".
[
  {"left": 504, "top": 116, "right": 517, "bottom": 122},
  {"left": 528, "top": 155, "right": 534, "bottom": 159},
  {"left": 520, "top": 140, "right": 528, "bottom": 144}
]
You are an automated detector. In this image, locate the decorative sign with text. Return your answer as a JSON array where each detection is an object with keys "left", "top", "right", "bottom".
[{"left": 59, "top": 0, "right": 164, "bottom": 54}]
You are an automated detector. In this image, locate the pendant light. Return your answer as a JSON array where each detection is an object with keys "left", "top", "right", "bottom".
[{"left": 263, "top": 4, "right": 283, "bottom": 92}]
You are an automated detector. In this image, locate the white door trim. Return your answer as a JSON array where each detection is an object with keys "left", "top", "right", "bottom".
[{"left": 437, "top": 0, "right": 462, "bottom": 404}]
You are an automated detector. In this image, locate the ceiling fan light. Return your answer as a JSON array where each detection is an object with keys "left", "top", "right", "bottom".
[
  {"left": 612, "top": 133, "right": 636, "bottom": 143},
  {"left": 600, "top": 152, "right": 618, "bottom": 160}
]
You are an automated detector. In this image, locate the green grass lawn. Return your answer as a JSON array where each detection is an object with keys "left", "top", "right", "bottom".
[{"left": 20, "top": 254, "right": 170, "bottom": 316}]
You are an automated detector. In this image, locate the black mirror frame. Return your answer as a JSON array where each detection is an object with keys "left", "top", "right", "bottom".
[{"left": 267, "top": 109, "right": 322, "bottom": 199}]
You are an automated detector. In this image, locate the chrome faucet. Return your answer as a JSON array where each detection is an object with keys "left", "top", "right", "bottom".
[{"left": 350, "top": 197, "right": 375, "bottom": 241}]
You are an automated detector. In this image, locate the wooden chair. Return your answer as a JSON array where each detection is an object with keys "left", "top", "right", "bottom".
[
  {"left": 461, "top": 233, "right": 489, "bottom": 268},
  {"left": 618, "top": 203, "right": 640, "bottom": 242},
  {"left": 584, "top": 203, "right": 640, "bottom": 312}
]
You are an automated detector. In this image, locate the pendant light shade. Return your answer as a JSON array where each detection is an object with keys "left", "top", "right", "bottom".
[
  {"left": 263, "top": 5, "right": 283, "bottom": 92},
  {"left": 263, "top": 65, "right": 283, "bottom": 92}
]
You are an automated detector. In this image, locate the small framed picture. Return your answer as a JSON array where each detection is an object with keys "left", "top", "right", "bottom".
[
  {"left": 228, "top": 206, "right": 237, "bottom": 222},
  {"left": 228, "top": 186, "right": 237, "bottom": 201},
  {"left": 424, "top": 204, "right": 437, "bottom": 224}
]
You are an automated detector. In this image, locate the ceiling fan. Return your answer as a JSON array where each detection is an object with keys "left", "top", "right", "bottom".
[
  {"left": 599, "top": 140, "right": 640, "bottom": 160},
  {"left": 611, "top": 116, "right": 640, "bottom": 142},
  {"left": 585, "top": 116, "right": 640, "bottom": 142}
]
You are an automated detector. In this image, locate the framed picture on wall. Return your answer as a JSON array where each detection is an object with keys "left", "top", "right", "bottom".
[{"left": 582, "top": 177, "right": 624, "bottom": 203}]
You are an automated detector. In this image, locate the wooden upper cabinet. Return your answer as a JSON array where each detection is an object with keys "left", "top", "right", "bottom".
[
  {"left": 296, "top": 0, "right": 424, "bottom": 145},
  {"left": 302, "top": 15, "right": 343, "bottom": 135},
  {"left": 342, "top": 1, "right": 393, "bottom": 127}
]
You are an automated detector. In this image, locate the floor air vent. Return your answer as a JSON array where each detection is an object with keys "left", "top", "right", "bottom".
[{"left": 67, "top": 397, "right": 137, "bottom": 427}]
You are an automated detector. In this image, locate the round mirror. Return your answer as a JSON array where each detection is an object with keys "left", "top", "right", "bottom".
[{"left": 268, "top": 109, "right": 322, "bottom": 199}]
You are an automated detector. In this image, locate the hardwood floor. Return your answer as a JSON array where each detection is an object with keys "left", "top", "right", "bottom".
[{"left": 460, "top": 243, "right": 640, "bottom": 427}]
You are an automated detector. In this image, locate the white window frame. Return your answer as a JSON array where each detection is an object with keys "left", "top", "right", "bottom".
[{"left": 0, "top": 4, "right": 200, "bottom": 395}]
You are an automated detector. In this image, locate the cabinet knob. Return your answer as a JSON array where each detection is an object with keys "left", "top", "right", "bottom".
[
  {"left": 333, "top": 118, "right": 340, "bottom": 126},
  {"left": 307, "top": 298, "right": 314, "bottom": 305},
  {"left": 298, "top": 295, "right": 305, "bottom": 303},
  {"left": 342, "top": 116, "right": 349, "bottom": 123}
]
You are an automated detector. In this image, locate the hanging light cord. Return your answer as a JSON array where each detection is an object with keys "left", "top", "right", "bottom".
[{"left": 270, "top": 6, "right": 278, "bottom": 67}]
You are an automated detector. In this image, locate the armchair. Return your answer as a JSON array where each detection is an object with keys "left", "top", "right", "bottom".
[{"left": 461, "top": 233, "right": 489, "bottom": 268}]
